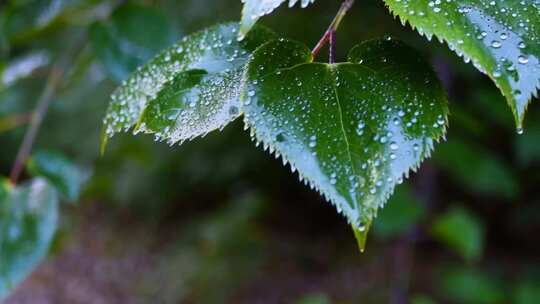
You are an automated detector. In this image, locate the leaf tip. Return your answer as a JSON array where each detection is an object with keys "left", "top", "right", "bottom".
[
  {"left": 99, "top": 133, "right": 108, "bottom": 156},
  {"left": 352, "top": 220, "right": 372, "bottom": 253}
]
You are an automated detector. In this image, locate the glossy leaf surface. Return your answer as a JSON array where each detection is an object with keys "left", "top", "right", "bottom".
[
  {"left": 90, "top": 3, "right": 177, "bottom": 82},
  {"left": 102, "top": 23, "right": 276, "bottom": 148},
  {"left": 383, "top": 0, "right": 540, "bottom": 128},
  {"left": 242, "top": 38, "right": 449, "bottom": 231},
  {"left": 239, "top": 0, "right": 315, "bottom": 39},
  {"left": 0, "top": 178, "right": 58, "bottom": 300},
  {"left": 26, "top": 151, "right": 87, "bottom": 202}
]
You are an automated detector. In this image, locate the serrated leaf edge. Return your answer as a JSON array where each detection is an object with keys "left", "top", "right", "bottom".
[
  {"left": 384, "top": 5, "right": 539, "bottom": 129},
  {"left": 242, "top": 98, "right": 448, "bottom": 229}
]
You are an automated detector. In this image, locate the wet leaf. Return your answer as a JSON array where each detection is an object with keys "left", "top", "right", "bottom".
[
  {"left": 0, "top": 178, "right": 59, "bottom": 300},
  {"left": 90, "top": 3, "right": 177, "bottom": 82},
  {"left": 102, "top": 22, "right": 276, "bottom": 150},
  {"left": 239, "top": 0, "right": 315, "bottom": 40},
  {"left": 26, "top": 150, "right": 88, "bottom": 202},
  {"left": 242, "top": 38, "right": 448, "bottom": 238},
  {"left": 383, "top": 0, "right": 540, "bottom": 128}
]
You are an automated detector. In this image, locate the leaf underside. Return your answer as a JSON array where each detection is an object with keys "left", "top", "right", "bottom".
[
  {"left": 102, "top": 22, "right": 276, "bottom": 150},
  {"left": 242, "top": 38, "right": 449, "bottom": 230},
  {"left": 0, "top": 178, "right": 58, "bottom": 300},
  {"left": 383, "top": 0, "right": 540, "bottom": 128},
  {"left": 239, "top": 0, "right": 315, "bottom": 40}
]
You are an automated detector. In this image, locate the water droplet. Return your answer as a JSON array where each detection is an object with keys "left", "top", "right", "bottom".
[
  {"left": 518, "top": 55, "right": 529, "bottom": 64},
  {"left": 491, "top": 40, "right": 502, "bottom": 48}
]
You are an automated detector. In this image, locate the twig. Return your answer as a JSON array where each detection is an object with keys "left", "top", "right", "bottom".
[
  {"left": 9, "top": 66, "right": 63, "bottom": 184},
  {"left": 7, "top": 34, "right": 87, "bottom": 185},
  {"left": 311, "top": 0, "right": 355, "bottom": 60}
]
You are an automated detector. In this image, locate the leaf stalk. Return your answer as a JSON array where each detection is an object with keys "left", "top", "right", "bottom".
[{"left": 311, "top": 0, "right": 354, "bottom": 61}]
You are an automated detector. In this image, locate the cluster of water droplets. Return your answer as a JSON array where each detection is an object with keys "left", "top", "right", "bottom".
[
  {"left": 243, "top": 39, "right": 448, "bottom": 230},
  {"left": 103, "top": 23, "right": 272, "bottom": 145},
  {"left": 239, "top": 0, "right": 315, "bottom": 39},
  {"left": 387, "top": 0, "right": 540, "bottom": 129}
]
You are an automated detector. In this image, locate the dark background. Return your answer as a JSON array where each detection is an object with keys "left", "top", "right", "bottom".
[{"left": 1, "top": 0, "right": 540, "bottom": 303}]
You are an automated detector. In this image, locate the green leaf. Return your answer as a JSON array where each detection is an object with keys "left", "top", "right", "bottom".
[
  {"left": 2, "top": 0, "right": 89, "bottom": 43},
  {"left": 411, "top": 295, "right": 436, "bottom": 304},
  {"left": 433, "top": 138, "right": 518, "bottom": 199},
  {"left": 26, "top": 150, "right": 87, "bottom": 203},
  {"left": 431, "top": 206, "right": 484, "bottom": 261},
  {"left": 383, "top": 0, "right": 540, "bottom": 128},
  {"left": 102, "top": 22, "right": 276, "bottom": 150},
  {"left": 439, "top": 267, "right": 506, "bottom": 304},
  {"left": 0, "top": 178, "right": 59, "bottom": 300},
  {"left": 242, "top": 38, "right": 448, "bottom": 236},
  {"left": 295, "top": 293, "right": 331, "bottom": 304},
  {"left": 0, "top": 51, "right": 50, "bottom": 90},
  {"left": 373, "top": 184, "right": 425, "bottom": 239},
  {"left": 90, "top": 3, "right": 177, "bottom": 82},
  {"left": 239, "top": 0, "right": 315, "bottom": 40},
  {"left": 514, "top": 281, "right": 540, "bottom": 304}
]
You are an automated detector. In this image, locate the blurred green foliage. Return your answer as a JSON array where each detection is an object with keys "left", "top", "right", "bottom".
[
  {"left": 373, "top": 184, "right": 425, "bottom": 240},
  {"left": 431, "top": 206, "right": 484, "bottom": 262},
  {"left": 0, "top": 0, "right": 539, "bottom": 303},
  {"left": 26, "top": 150, "right": 87, "bottom": 202},
  {"left": 439, "top": 267, "right": 505, "bottom": 304}
]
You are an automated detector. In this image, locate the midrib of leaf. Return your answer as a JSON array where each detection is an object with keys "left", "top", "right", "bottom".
[{"left": 329, "top": 65, "right": 359, "bottom": 207}]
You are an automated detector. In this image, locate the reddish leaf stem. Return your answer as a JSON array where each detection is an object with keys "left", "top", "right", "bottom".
[{"left": 311, "top": 0, "right": 355, "bottom": 60}]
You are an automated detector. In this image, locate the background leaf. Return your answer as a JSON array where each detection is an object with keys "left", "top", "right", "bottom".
[
  {"left": 431, "top": 206, "right": 484, "bottom": 261},
  {"left": 90, "top": 3, "right": 177, "bottom": 82},
  {"left": 433, "top": 138, "right": 518, "bottom": 199},
  {"left": 383, "top": 0, "right": 540, "bottom": 128},
  {"left": 102, "top": 22, "right": 276, "bottom": 148},
  {"left": 373, "top": 184, "right": 425, "bottom": 239},
  {"left": 242, "top": 38, "right": 448, "bottom": 234},
  {"left": 0, "top": 178, "right": 58, "bottom": 300},
  {"left": 1, "top": 0, "right": 94, "bottom": 44},
  {"left": 26, "top": 150, "right": 88, "bottom": 202},
  {"left": 239, "top": 0, "right": 315, "bottom": 39},
  {"left": 438, "top": 267, "right": 505, "bottom": 304},
  {"left": 514, "top": 281, "right": 540, "bottom": 304}
]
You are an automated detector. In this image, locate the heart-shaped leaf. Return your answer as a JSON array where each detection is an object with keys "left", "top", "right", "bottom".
[
  {"left": 0, "top": 178, "right": 58, "bottom": 300},
  {"left": 242, "top": 38, "right": 448, "bottom": 240},
  {"left": 102, "top": 23, "right": 276, "bottom": 149},
  {"left": 239, "top": 0, "right": 315, "bottom": 40},
  {"left": 383, "top": 0, "right": 540, "bottom": 128}
]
